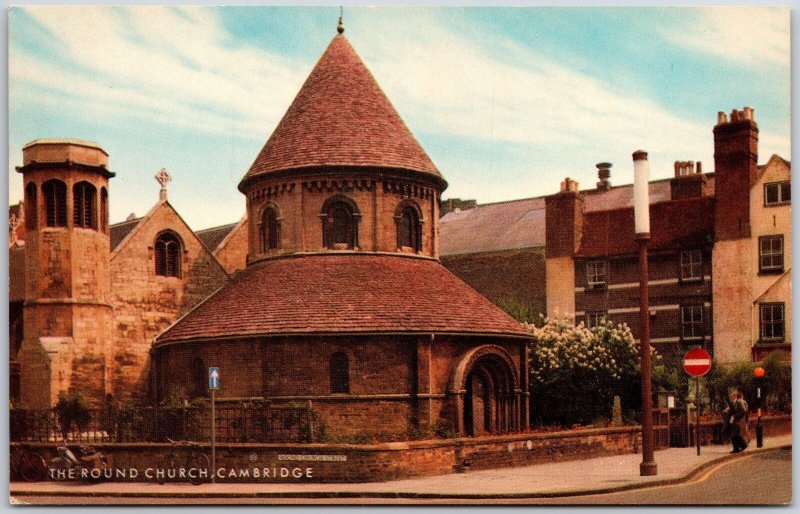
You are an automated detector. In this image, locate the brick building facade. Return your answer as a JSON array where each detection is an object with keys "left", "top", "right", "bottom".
[{"left": 436, "top": 107, "right": 790, "bottom": 367}]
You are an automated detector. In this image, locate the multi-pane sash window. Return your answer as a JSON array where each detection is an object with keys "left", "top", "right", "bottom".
[
  {"left": 759, "top": 303, "right": 785, "bottom": 342},
  {"left": 586, "top": 260, "right": 607, "bottom": 289},
  {"left": 764, "top": 181, "right": 791, "bottom": 206},
  {"left": 585, "top": 311, "right": 607, "bottom": 328},
  {"left": 680, "top": 250, "right": 703, "bottom": 281},
  {"left": 681, "top": 305, "right": 704, "bottom": 341},
  {"left": 759, "top": 235, "right": 784, "bottom": 273}
]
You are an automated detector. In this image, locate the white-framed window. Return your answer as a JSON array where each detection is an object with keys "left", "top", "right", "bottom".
[
  {"left": 759, "top": 235, "right": 784, "bottom": 273},
  {"left": 759, "top": 303, "right": 785, "bottom": 342},
  {"left": 764, "top": 181, "right": 791, "bottom": 206},
  {"left": 585, "top": 311, "right": 607, "bottom": 328},
  {"left": 586, "top": 260, "right": 607, "bottom": 290},
  {"left": 681, "top": 305, "right": 704, "bottom": 341},
  {"left": 680, "top": 250, "right": 703, "bottom": 282}
]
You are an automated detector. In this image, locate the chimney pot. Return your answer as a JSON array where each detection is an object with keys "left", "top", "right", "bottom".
[
  {"left": 696, "top": 161, "right": 702, "bottom": 174},
  {"left": 718, "top": 111, "right": 728, "bottom": 124}
]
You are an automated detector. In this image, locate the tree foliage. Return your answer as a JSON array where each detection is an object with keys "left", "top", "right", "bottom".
[{"left": 525, "top": 316, "right": 649, "bottom": 427}]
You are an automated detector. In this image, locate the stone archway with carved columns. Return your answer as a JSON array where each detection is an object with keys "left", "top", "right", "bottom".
[{"left": 448, "top": 344, "right": 523, "bottom": 437}]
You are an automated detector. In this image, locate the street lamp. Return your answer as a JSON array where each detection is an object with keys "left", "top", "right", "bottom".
[
  {"left": 633, "top": 150, "right": 657, "bottom": 476},
  {"left": 753, "top": 366, "right": 765, "bottom": 447}
]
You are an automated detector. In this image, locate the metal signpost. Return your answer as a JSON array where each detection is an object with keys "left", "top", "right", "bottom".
[
  {"left": 209, "top": 367, "right": 220, "bottom": 483},
  {"left": 683, "top": 348, "right": 712, "bottom": 456},
  {"left": 753, "top": 366, "right": 765, "bottom": 447}
]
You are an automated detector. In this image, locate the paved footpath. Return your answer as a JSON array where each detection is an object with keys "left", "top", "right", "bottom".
[{"left": 10, "top": 434, "right": 791, "bottom": 500}]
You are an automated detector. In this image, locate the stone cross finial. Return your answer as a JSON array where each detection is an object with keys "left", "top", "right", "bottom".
[
  {"left": 9, "top": 213, "right": 19, "bottom": 245},
  {"left": 155, "top": 168, "right": 172, "bottom": 201}
]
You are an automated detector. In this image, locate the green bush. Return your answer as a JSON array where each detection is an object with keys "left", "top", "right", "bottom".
[
  {"left": 526, "top": 316, "right": 648, "bottom": 427},
  {"left": 705, "top": 350, "right": 791, "bottom": 414},
  {"left": 54, "top": 392, "right": 91, "bottom": 436}
]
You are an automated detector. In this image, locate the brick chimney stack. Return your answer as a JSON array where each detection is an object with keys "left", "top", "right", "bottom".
[
  {"left": 596, "top": 162, "right": 612, "bottom": 191},
  {"left": 545, "top": 177, "right": 585, "bottom": 316},
  {"left": 546, "top": 177, "right": 584, "bottom": 258},
  {"left": 713, "top": 106, "right": 758, "bottom": 240},
  {"left": 670, "top": 159, "right": 707, "bottom": 200}
]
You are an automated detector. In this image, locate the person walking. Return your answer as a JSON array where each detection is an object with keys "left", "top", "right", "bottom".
[{"left": 723, "top": 389, "right": 750, "bottom": 453}]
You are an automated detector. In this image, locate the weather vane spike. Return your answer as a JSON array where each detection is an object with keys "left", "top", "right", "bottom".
[{"left": 337, "top": 6, "right": 344, "bottom": 34}]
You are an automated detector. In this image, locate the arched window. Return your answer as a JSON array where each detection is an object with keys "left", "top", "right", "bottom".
[
  {"left": 73, "top": 181, "right": 97, "bottom": 229},
  {"left": 154, "top": 231, "right": 182, "bottom": 277},
  {"left": 397, "top": 204, "right": 422, "bottom": 252},
  {"left": 42, "top": 179, "right": 67, "bottom": 227},
  {"left": 100, "top": 188, "right": 108, "bottom": 233},
  {"left": 192, "top": 357, "right": 206, "bottom": 398},
  {"left": 322, "top": 197, "right": 359, "bottom": 249},
  {"left": 330, "top": 352, "right": 350, "bottom": 394},
  {"left": 24, "top": 183, "right": 37, "bottom": 230},
  {"left": 260, "top": 206, "right": 280, "bottom": 252}
]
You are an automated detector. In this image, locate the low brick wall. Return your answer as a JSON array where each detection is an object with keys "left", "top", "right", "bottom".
[{"left": 12, "top": 415, "right": 789, "bottom": 484}]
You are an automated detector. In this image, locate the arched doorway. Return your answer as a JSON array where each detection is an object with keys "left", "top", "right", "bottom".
[{"left": 451, "top": 345, "right": 520, "bottom": 437}]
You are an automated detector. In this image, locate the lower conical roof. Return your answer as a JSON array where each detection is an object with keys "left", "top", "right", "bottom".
[{"left": 155, "top": 254, "right": 529, "bottom": 344}]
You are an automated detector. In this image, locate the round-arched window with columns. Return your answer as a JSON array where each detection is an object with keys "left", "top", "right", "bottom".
[
  {"left": 260, "top": 203, "right": 281, "bottom": 252},
  {"left": 321, "top": 195, "right": 360, "bottom": 250},
  {"left": 395, "top": 201, "right": 423, "bottom": 252}
]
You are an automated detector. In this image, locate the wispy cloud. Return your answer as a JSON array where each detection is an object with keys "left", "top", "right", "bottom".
[
  {"left": 10, "top": 6, "right": 308, "bottom": 141},
  {"left": 8, "top": 6, "right": 791, "bottom": 225},
  {"left": 659, "top": 7, "right": 789, "bottom": 69}
]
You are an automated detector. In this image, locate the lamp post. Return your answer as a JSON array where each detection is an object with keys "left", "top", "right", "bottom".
[
  {"left": 633, "top": 150, "right": 657, "bottom": 476},
  {"left": 753, "top": 366, "right": 765, "bottom": 447}
]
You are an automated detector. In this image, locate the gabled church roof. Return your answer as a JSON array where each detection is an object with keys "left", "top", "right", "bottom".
[{"left": 240, "top": 33, "right": 443, "bottom": 190}]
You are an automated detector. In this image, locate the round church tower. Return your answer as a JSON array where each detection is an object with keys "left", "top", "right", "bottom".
[{"left": 155, "top": 25, "right": 531, "bottom": 439}]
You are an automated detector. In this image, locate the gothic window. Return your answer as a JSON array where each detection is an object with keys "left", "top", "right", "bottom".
[
  {"left": 155, "top": 231, "right": 182, "bottom": 277},
  {"left": 260, "top": 206, "right": 280, "bottom": 252},
  {"left": 322, "top": 197, "right": 359, "bottom": 249},
  {"left": 100, "top": 188, "right": 109, "bottom": 233},
  {"left": 73, "top": 181, "right": 97, "bottom": 229},
  {"left": 396, "top": 203, "right": 422, "bottom": 252},
  {"left": 42, "top": 179, "right": 67, "bottom": 227},
  {"left": 24, "top": 182, "right": 37, "bottom": 230},
  {"left": 330, "top": 352, "right": 350, "bottom": 394}
]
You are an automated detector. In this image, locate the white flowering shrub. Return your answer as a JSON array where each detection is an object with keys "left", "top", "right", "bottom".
[{"left": 525, "top": 316, "right": 648, "bottom": 427}]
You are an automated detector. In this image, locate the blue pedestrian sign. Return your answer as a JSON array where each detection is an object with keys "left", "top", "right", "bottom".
[{"left": 208, "top": 367, "right": 220, "bottom": 390}]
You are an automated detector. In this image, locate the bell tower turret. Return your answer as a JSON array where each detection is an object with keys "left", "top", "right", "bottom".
[{"left": 16, "top": 139, "right": 114, "bottom": 408}]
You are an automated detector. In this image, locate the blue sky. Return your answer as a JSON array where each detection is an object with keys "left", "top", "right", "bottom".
[{"left": 7, "top": 6, "right": 791, "bottom": 230}]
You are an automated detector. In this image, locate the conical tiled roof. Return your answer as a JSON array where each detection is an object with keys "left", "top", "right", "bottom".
[{"left": 240, "top": 34, "right": 443, "bottom": 189}]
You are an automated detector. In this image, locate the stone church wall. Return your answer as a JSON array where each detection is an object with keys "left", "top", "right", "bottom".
[{"left": 109, "top": 202, "right": 229, "bottom": 401}]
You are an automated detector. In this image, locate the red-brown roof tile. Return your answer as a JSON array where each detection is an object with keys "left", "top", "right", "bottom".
[
  {"left": 577, "top": 196, "right": 715, "bottom": 257},
  {"left": 240, "top": 34, "right": 442, "bottom": 189},
  {"left": 156, "top": 254, "right": 529, "bottom": 344}
]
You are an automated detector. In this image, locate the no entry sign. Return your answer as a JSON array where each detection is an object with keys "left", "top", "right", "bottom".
[{"left": 683, "top": 348, "right": 712, "bottom": 377}]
